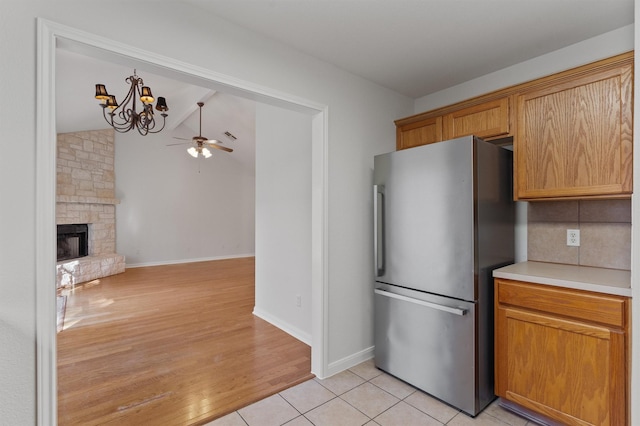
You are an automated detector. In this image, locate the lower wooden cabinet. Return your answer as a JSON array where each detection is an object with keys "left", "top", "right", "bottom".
[{"left": 494, "top": 279, "right": 630, "bottom": 425}]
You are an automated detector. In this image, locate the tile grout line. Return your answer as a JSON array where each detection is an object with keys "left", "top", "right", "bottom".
[
  {"left": 309, "top": 364, "right": 450, "bottom": 426},
  {"left": 228, "top": 361, "right": 525, "bottom": 426}
]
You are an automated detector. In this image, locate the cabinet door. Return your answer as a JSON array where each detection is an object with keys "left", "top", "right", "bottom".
[
  {"left": 495, "top": 306, "right": 626, "bottom": 426},
  {"left": 396, "top": 116, "right": 442, "bottom": 150},
  {"left": 515, "top": 65, "right": 633, "bottom": 200},
  {"left": 443, "top": 97, "right": 510, "bottom": 140}
]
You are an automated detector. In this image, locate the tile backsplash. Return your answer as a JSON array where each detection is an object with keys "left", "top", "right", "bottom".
[{"left": 528, "top": 200, "right": 631, "bottom": 270}]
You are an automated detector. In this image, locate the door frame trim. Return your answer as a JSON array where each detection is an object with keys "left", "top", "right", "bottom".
[{"left": 36, "top": 18, "right": 329, "bottom": 425}]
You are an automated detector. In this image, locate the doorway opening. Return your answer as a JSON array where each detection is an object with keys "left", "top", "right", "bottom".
[{"left": 36, "top": 18, "right": 328, "bottom": 425}]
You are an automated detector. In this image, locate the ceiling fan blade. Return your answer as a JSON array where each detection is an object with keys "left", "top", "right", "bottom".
[
  {"left": 166, "top": 142, "right": 191, "bottom": 146},
  {"left": 172, "top": 137, "right": 192, "bottom": 141},
  {"left": 208, "top": 143, "right": 233, "bottom": 153}
]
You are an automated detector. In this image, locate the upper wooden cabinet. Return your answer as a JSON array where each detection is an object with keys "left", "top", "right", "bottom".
[
  {"left": 395, "top": 96, "right": 511, "bottom": 150},
  {"left": 396, "top": 116, "right": 442, "bottom": 149},
  {"left": 443, "top": 97, "right": 510, "bottom": 140},
  {"left": 515, "top": 58, "right": 633, "bottom": 200},
  {"left": 394, "top": 51, "right": 633, "bottom": 201}
]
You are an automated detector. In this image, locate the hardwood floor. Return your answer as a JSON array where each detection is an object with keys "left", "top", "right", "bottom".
[{"left": 57, "top": 257, "right": 313, "bottom": 425}]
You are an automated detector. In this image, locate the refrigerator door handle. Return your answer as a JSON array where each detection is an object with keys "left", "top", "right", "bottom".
[
  {"left": 374, "top": 289, "right": 468, "bottom": 316},
  {"left": 373, "top": 185, "right": 385, "bottom": 276}
]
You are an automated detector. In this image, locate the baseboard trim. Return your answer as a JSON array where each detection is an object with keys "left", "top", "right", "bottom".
[
  {"left": 252, "top": 307, "right": 312, "bottom": 346},
  {"left": 126, "top": 254, "right": 255, "bottom": 268},
  {"left": 326, "top": 346, "right": 375, "bottom": 378}
]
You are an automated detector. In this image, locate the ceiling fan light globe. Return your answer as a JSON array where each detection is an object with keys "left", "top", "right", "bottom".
[
  {"left": 202, "top": 148, "right": 212, "bottom": 158},
  {"left": 187, "top": 147, "right": 198, "bottom": 158}
]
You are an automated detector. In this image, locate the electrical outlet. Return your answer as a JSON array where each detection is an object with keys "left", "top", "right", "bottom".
[
  {"left": 296, "top": 295, "right": 301, "bottom": 308},
  {"left": 567, "top": 229, "right": 580, "bottom": 247}
]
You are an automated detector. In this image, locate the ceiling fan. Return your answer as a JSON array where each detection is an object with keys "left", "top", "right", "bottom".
[{"left": 168, "top": 102, "right": 233, "bottom": 158}]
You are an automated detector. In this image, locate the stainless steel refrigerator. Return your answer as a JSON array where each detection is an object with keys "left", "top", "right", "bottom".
[{"left": 373, "top": 135, "right": 514, "bottom": 416}]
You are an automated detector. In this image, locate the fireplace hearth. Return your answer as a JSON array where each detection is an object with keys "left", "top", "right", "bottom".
[{"left": 57, "top": 224, "right": 89, "bottom": 262}]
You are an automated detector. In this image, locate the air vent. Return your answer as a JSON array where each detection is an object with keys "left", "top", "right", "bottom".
[{"left": 224, "top": 131, "right": 237, "bottom": 141}]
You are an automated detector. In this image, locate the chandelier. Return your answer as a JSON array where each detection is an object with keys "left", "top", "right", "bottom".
[{"left": 94, "top": 70, "right": 169, "bottom": 135}]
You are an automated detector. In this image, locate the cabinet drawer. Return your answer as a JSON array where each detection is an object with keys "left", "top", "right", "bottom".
[{"left": 496, "top": 279, "right": 627, "bottom": 328}]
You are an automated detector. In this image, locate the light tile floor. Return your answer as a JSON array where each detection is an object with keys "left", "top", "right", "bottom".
[{"left": 205, "top": 359, "right": 536, "bottom": 426}]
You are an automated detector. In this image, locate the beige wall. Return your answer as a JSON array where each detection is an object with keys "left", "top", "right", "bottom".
[{"left": 528, "top": 200, "right": 631, "bottom": 270}]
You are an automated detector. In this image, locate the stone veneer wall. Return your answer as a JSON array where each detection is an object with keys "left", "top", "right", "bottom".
[
  {"left": 528, "top": 199, "right": 631, "bottom": 270},
  {"left": 56, "top": 129, "right": 124, "bottom": 288}
]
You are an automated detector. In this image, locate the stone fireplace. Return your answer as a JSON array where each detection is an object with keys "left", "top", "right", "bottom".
[{"left": 56, "top": 129, "right": 125, "bottom": 288}]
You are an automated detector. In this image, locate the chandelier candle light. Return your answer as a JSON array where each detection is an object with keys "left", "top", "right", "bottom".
[{"left": 95, "top": 69, "right": 169, "bottom": 135}]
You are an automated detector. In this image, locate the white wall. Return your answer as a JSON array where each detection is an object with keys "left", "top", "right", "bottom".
[
  {"left": 115, "top": 126, "right": 256, "bottom": 267},
  {"left": 0, "top": 2, "right": 413, "bottom": 423},
  {"left": 254, "top": 104, "right": 312, "bottom": 343},
  {"left": 415, "top": 25, "right": 634, "bottom": 113}
]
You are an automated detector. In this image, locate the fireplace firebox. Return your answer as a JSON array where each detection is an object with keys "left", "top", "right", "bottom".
[{"left": 57, "top": 224, "right": 89, "bottom": 262}]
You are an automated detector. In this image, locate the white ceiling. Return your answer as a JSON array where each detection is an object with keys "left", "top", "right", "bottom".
[
  {"left": 183, "top": 0, "right": 634, "bottom": 98},
  {"left": 55, "top": 0, "right": 634, "bottom": 164}
]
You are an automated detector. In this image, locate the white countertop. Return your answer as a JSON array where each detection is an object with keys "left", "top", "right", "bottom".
[{"left": 493, "top": 261, "right": 632, "bottom": 297}]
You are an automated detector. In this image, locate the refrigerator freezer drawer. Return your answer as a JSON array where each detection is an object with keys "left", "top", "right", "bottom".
[{"left": 374, "top": 285, "right": 481, "bottom": 416}]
